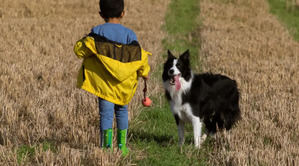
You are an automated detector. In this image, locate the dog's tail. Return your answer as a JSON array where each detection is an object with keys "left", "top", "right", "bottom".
[{"left": 223, "top": 86, "right": 241, "bottom": 130}]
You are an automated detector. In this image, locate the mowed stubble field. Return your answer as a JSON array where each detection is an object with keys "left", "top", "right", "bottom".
[
  {"left": 0, "top": 0, "right": 299, "bottom": 165},
  {"left": 200, "top": 0, "right": 299, "bottom": 165},
  {"left": 0, "top": 0, "right": 169, "bottom": 165}
]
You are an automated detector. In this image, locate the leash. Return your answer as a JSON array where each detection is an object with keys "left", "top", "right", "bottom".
[
  {"left": 143, "top": 79, "right": 147, "bottom": 100},
  {"left": 142, "top": 79, "right": 152, "bottom": 107}
]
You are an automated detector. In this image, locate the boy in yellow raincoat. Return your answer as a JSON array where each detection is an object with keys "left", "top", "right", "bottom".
[{"left": 74, "top": 0, "right": 151, "bottom": 156}]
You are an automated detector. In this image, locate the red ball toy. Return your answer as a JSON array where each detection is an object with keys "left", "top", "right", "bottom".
[{"left": 142, "top": 97, "right": 152, "bottom": 107}]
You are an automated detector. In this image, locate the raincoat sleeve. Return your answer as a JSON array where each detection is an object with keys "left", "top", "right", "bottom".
[
  {"left": 137, "top": 50, "right": 151, "bottom": 78},
  {"left": 74, "top": 36, "right": 97, "bottom": 59}
]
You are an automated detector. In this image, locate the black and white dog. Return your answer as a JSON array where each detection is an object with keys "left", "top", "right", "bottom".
[{"left": 162, "top": 50, "right": 241, "bottom": 148}]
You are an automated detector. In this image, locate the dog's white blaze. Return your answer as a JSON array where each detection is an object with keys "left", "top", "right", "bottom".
[{"left": 169, "top": 59, "right": 180, "bottom": 75}]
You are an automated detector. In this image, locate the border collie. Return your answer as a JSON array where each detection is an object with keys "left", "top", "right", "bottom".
[{"left": 162, "top": 50, "right": 241, "bottom": 148}]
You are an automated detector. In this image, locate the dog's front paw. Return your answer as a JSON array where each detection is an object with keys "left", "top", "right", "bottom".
[
  {"left": 201, "top": 134, "right": 207, "bottom": 142},
  {"left": 194, "top": 134, "right": 208, "bottom": 149},
  {"left": 194, "top": 143, "right": 201, "bottom": 149},
  {"left": 178, "top": 140, "right": 185, "bottom": 147}
]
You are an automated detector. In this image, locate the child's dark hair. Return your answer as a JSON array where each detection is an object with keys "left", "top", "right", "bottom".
[{"left": 100, "top": 0, "right": 124, "bottom": 18}]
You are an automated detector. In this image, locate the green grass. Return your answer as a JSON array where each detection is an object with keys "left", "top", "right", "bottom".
[
  {"left": 165, "top": 0, "right": 200, "bottom": 35},
  {"left": 268, "top": 0, "right": 299, "bottom": 41},
  {"left": 130, "top": 98, "right": 212, "bottom": 166},
  {"left": 17, "top": 145, "right": 36, "bottom": 164},
  {"left": 16, "top": 141, "right": 57, "bottom": 164},
  {"left": 129, "top": 0, "right": 212, "bottom": 165},
  {"left": 163, "top": 0, "right": 202, "bottom": 69}
]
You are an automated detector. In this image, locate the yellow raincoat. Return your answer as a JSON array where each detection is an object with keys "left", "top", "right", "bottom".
[{"left": 74, "top": 35, "right": 151, "bottom": 105}]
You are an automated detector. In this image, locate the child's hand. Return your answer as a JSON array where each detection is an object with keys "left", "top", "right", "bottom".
[{"left": 143, "top": 76, "right": 149, "bottom": 81}]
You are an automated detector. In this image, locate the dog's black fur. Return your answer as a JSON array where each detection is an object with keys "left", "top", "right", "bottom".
[{"left": 163, "top": 50, "right": 241, "bottom": 136}]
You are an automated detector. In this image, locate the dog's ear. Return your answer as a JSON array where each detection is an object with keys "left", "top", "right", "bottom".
[
  {"left": 167, "top": 50, "right": 175, "bottom": 59},
  {"left": 179, "top": 49, "right": 190, "bottom": 61}
]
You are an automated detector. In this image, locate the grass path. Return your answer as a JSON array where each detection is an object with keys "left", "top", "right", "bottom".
[
  {"left": 268, "top": 0, "right": 299, "bottom": 41},
  {"left": 128, "top": 0, "right": 211, "bottom": 165}
]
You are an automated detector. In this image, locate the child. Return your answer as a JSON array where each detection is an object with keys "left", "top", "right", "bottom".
[{"left": 73, "top": 0, "right": 151, "bottom": 156}]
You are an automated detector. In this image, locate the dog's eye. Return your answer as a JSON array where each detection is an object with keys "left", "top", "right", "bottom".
[{"left": 176, "top": 63, "right": 181, "bottom": 68}]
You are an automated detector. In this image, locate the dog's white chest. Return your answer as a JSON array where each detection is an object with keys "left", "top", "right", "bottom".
[{"left": 170, "top": 95, "right": 194, "bottom": 122}]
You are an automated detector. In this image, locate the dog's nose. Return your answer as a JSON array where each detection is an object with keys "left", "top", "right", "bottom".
[{"left": 169, "top": 69, "right": 174, "bottom": 75}]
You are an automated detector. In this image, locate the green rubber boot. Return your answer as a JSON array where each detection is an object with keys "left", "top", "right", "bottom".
[
  {"left": 101, "top": 128, "right": 113, "bottom": 150},
  {"left": 117, "top": 129, "right": 129, "bottom": 156}
]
